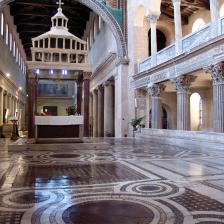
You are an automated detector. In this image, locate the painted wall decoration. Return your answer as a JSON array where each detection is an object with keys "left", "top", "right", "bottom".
[{"left": 38, "top": 83, "right": 68, "bottom": 97}]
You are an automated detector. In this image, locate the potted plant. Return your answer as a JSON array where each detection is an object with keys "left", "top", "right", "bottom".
[
  {"left": 130, "top": 116, "right": 144, "bottom": 137},
  {"left": 66, "top": 105, "right": 77, "bottom": 115}
]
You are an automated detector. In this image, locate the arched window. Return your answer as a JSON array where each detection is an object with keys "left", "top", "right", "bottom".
[
  {"left": 220, "top": 4, "right": 224, "bottom": 17},
  {"left": 192, "top": 18, "right": 206, "bottom": 32},
  {"left": 190, "top": 93, "right": 202, "bottom": 131},
  {"left": 148, "top": 29, "right": 166, "bottom": 56}
]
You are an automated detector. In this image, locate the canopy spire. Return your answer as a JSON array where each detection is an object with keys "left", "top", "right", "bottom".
[{"left": 56, "top": 0, "right": 64, "bottom": 9}]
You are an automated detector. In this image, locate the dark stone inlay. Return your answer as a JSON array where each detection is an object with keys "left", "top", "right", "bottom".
[
  {"left": 156, "top": 199, "right": 184, "bottom": 224},
  {"left": 12, "top": 162, "right": 147, "bottom": 187},
  {"left": 50, "top": 154, "right": 80, "bottom": 159},
  {"left": 171, "top": 189, "right": 224, "bottom": 212},
  {"left": 10, "top": 192, "right": 50, "bottom": 204},
  {"left": 138, "top": 185, "right": 160, "bottom": 192},
  {"left": 62, "top": 200, "right": 154, "bottom": 224}
]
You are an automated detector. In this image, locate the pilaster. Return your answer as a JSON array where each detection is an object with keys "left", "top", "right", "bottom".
[
  {"left": 103, "top": 80, "right": 114, "bottom": 137},
  {"left": 97, "top": 85, "right": 104, "bottom": 137}
]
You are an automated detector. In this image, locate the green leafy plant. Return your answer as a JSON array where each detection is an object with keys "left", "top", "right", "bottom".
[
  {"left": 66, "top": 105, "right": 77, "bottom": 115},
  {"left": 130, "top": 117, "right": 144, "bottom": 131}
]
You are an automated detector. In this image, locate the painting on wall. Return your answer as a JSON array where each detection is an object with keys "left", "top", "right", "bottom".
[{"left": 38, "top": 83, "right": 68, "bottom": 97}]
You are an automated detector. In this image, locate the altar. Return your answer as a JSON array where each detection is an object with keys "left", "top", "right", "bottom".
[{"left": 35, "top": 116, "right": 84, "bottom": 139}]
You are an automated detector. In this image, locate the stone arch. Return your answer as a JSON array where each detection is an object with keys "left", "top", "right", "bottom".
[
  {"left": 192, "top": 18, "right": 206, "bottom": 32},
  {"left": 0, "top": 0, "right": 128, "bottom": 58}
]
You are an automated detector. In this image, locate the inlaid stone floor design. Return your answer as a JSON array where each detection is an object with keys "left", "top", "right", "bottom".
[{"left": 0, "top": 138, "right": 224, "bottom": 223}]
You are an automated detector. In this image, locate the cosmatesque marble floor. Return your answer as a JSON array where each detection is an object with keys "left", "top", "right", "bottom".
[{"left": 0, "top": 137, "right": 224, "bottom": 223}]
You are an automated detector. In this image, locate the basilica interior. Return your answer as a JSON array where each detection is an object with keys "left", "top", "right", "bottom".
[{"left": 0, "top": 0, "right": 224, "bottom": 223}]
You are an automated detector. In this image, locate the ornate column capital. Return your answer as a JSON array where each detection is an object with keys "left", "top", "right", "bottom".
[
  {"left": 146, "top": 83, "right": 166, "bottom": 97},
  {"left": 146, "top": 14, "right": 160, "bottom": 24},
  {"left": 103, "top": 80, "right": 114, "bottom": 87},
  {"left": 205, "top": 62, "right": 224, "bottom": 85},
  {"left": 171, "top": 75, "right": 196, "bottom": 93},
  {"left": 83, "top": 72, "right": 92, "bottom": 80}
]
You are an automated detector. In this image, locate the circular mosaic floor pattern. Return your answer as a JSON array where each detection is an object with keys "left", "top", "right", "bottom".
[{"left": 62, "top": 200, "right": 154, "bottom": 224}]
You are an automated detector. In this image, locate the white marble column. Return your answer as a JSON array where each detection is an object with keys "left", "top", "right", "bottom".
[
  {"left": 210, "top": 0, "right": 219, "bottom": 36},
  {"left": 210, "top": 0, "right": 219, "bottom": 23},
  {"left": 104, "top": 80, "right": 114, "bottom": 137},
  {"left": 172, "top": 76, "right": 195, "bottom": 130},
  {"left": 147, "top": 14, "right": 160, "bottom": 65},
  {"left": 147, "top": 84, "right": 165, "bottom": 129},
  {"left": 97, "top": 85, "right": 104, "bottom": 137},
  {"left": 206, "top": 62, "right": 224, "bottom": 132},
  {"left": 172, "top": 0, "right": 182, "bottom": 55},
  {"left": 0, "top": 88, "right": 4, "bottom": 126},
  {"left": 92, "top": 89, "right": 98, "bottom": 137}
]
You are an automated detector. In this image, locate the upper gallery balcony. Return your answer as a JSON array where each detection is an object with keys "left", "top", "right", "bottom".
[{"left": 137, "top": 17, "right": 224, "bottom": 74}]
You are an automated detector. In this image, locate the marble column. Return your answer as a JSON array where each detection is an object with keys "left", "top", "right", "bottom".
[
  {"left": 83, "top": 72, "right": 90, "bottom": 137},
  {"left": 206, "top": 62, "right": 224, "bottom": 132},
  {"left": 147, "top": 84, "right": 165, "bottom": 129},
  {"left": 210, "top": 0, "right": 219, "bottom": 23},
  {"left": 0, "top": 88, "right": 3, "bottom": 126},
  {"left": 97, "top": 85, "right": 104, "bottom": 137},
  {"left": 4, "top": 93, "right": 8, "bottom": 123},
  {"left": 104, "top": 80, "right": 114, "bottom": 137},
  {"left": 92, "top": 88, "right": 98, "bottom": 137},
  {"left": 172, "top": 0, "right": 182, "bottom": 55},
  {"left": 171, "top": 75, "right": 195, "bottom": 130},
  {"left": 76, "top": 78, "right": 83, "bottom": 115},
  {"left": 147, "top": 14, "right": 160, "bottom": 65},
  {"left": 210, "top": 0, "right": 219, "bottom": 36},
  {"left": 28, "top": 70, "right": 37, "bottom": 138}
]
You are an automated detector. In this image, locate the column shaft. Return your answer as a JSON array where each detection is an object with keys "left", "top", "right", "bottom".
[
  {"left": 210, "top": 0, "right": 219, "bottom": 22},
  {"left": 213, "top": 84, "right": 224, "bottom": 132},
  {"left": 0, "top": 88, "right": 3, "bottom": 125},
  {"left": 77, "top": 79, "right": 83, "bottom": 115},
  {"left": 172, "top": 0, "right": 182, "bottom": 54},
  {"left": 28, "top": 74, "right": 37, "bottom": 138},
  {"left": 147, "top": 83, "right": 165, "bottom": 129},
  {"left": 177, "top": 91, "right": 190, "bottom": 130},
  {"left": 83, "top": 75, "right": 90, "bottom": 137},
  {"left": 147, "top": 15, "right": 159, "bottom": 66},
  {"left": 92, "top": 89, "right": 98, "bottom": 137},
  {"left": 151, "top": 97, "right": 162, "bottom": 129}
]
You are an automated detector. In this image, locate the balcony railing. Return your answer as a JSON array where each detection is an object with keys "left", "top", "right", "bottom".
[
  {"left": 138, "top": 18, "right": 224, "bottom": 73},
  {"left": 182, "top": 25, "right": 212, "bottom": 52},
  {"left": 156, "top": 44, "right": 175, "bottom": 65}
]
